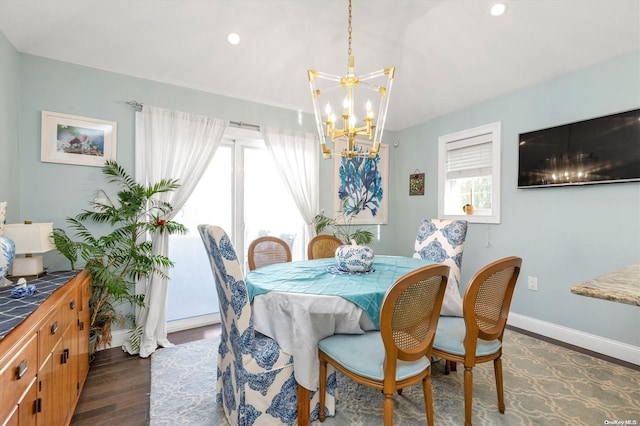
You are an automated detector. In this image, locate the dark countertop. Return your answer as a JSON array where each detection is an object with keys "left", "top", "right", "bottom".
[{"left": 0, "top": 270, "right": 80, "bottom": 340}]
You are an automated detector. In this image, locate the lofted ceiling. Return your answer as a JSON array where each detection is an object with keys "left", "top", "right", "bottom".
[{"left": 1, "top": 0, "right": 639, "bottom": 130}]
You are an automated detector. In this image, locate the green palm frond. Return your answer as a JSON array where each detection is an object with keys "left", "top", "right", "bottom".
[
  {"left": 312, "top": 211, "right": 374, "bottom": 246},
  {"left": 51, "top": 160, "right": 185, "bottom": 350}
]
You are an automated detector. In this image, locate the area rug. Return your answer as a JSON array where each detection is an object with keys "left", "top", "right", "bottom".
[{"left": 150, "top": 330, "right": 639, "bottom": 425}]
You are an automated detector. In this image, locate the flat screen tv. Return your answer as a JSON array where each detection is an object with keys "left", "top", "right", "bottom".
[{"left": 518, "top": 108, "right": 640, "bottom": 188}]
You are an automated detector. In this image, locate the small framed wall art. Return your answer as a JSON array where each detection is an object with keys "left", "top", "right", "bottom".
[
  {"left": 409, "top": 171, "right": 425, "bottom": 196},
  {"left": 41, "top": 111, "right": 117, "bottom": 167}
]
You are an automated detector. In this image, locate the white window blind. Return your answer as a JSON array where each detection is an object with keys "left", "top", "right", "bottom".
[{"left": 446, "top": 134, "right": 493, "bottom": 179}]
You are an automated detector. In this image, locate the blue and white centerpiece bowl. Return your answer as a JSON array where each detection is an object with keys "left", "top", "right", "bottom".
[
  {"left": 335, "top": 240, "right": 375, "bottom": 273},
  {"left": 0, "top": 236, "right": 16, "bottom": 286}
]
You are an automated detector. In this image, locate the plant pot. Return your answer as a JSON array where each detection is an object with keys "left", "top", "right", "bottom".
[
  {"left": 89, "top": 331, "right": 98, "bottom": 363},
  {"left": 463, "top": 205, "right": 474, "bottom": 215}
]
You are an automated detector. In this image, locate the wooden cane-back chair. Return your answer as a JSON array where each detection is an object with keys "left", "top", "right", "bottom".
[
  {"left": 247, "top": 236, "right": 292, "bottom": 270},
  {"left": 307, "top": 234, "right": 343, "bottom": 260},
  {"left": 318, "top": 264, "right": 451, "bottom": 425},
  {"left": 432, "top": 256, "right": 522, "bottom": 426}
]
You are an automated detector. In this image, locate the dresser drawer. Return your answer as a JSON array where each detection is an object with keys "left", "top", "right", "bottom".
[
  {"left": 60, "top": 287, "right": 78, "bottom": 335},
  {"left": 0, "top": 333, "right": 38, "bottom": 421},
  {"left": 38, "top": 308, "right": 64, "bottom": 366}
]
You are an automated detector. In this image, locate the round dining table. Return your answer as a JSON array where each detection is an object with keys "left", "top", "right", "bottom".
[{"left": 245, "top": 255, "right": 435, "bottom": 425}]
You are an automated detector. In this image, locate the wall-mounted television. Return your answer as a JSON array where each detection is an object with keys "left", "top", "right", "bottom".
[{"left": 518, "top": 108, "right": 640, "bottom": 188}]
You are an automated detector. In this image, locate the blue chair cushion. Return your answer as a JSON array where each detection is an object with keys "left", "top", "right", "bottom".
[
  {"left": 433, "top": 316, "right": 501, "bottom": 357},
  {"left": 318, "top": 331, "right": 431, "bottom": 381}
]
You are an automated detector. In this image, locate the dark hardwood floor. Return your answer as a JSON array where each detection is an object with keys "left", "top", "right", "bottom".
[{"left": 70, "top": 325, "right": 221, "bottom": 426}]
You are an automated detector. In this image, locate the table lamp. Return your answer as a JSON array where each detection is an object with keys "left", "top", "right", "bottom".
[{"left": 3, "top": 221, "right": 55, "bottom": 279}]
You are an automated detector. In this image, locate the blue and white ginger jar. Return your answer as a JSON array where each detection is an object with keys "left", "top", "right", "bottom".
[
  {"left": 0, "top": 236, "right": 16, "bottom": 283},
  {"left": 335, "top": 240, "right": 375, "bottom": 273}
]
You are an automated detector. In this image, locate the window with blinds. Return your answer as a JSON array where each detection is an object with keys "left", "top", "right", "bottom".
[{"left": 438, "top": 122, "right": 501, "bottom": 224}]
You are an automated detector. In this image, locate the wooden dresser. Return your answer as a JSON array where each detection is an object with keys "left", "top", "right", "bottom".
[{"left": 0, "top": 270, "right": 91, "bottom": 426}]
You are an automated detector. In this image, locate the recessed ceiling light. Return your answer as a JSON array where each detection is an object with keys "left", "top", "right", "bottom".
[
  {"left": 227, "top": 32, "right": 240, "bottom": 45},
  {"left": 490, "top": 2, "right": 508, "bottom": 16}
]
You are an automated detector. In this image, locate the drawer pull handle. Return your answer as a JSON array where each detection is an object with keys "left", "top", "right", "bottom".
[
  {"left": 51, "top": 321, "right": 59, "bottom": 334},
  {"left": 16, "top": 359, "right": 28, "bottom": 379},
  {"left": 70, "top": 299, "right": 76, "bottom": 310},
  {"left": 36, "top": 397, "right": 42, "bottom": 413},
  {"left": 64, "top": 348, "right": 70, "bottom": 363},
  {"left": 79, "top": 321, "right": 85, "bottom": 331}
]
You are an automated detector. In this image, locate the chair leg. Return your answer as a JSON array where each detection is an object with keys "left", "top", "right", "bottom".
[
  {"left": 297, "top": 385, "right": 310, "bottom": 426},
  {"left": 319, "top": 357, "right": 327, "bottom": 422},
  {"left": 463, "top": 366, "right": 473, "bottom": 426},
  {"left": 383, "top": 392, "right": 394, "bottom": 426},
  {"left": 422, "top": 368, "right": 434, "bottom": 426},
  {"left": 443, "top": 360, "right": 458, "bottom": 374},
  {"left": 494, "top": 357, "right": 505, "bottom": 414}
]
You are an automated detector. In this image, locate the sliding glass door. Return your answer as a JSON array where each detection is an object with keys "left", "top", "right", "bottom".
[{"left": 166, "top": 136, "right": 305, "bottom": 325}]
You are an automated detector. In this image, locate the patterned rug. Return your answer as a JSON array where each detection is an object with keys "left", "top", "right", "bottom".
[{"left": 150, "top": 329, "right": 640, "bottom": 425}]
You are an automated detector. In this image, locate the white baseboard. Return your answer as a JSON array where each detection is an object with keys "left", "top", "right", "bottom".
[
  {"left": 97, "top": 313, "right": 221, "bottom": 352},
  {"left": 166, "top": 313, "right": 221, "bottom": 333},
  {"left": 102, "top": 329, "right": 128, "bottom": 352},
  {"left": 508, "top": 313, "right": 640, "bottom": 366}
]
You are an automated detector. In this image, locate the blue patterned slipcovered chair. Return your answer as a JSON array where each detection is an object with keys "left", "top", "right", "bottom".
[
  {"left": 198, "top": 224, "right": 335, "bottom": 426},
  {"left": 413, "top": 219, "right": 468, "bottom": 316}
]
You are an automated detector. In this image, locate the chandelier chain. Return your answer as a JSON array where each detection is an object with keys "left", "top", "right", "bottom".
[{"left": 347, "top": 0, "right": 352, "bottom": 57}]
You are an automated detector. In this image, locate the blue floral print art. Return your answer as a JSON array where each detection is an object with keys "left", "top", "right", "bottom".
[{"left": 338, "top": 145, "right": 383, "bottom": 217}]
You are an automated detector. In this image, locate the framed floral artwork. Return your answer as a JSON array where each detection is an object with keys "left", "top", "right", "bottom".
[
  {"left": 41, "top": 111, "right": 117, "bottom": 167},
  {"left": 410, "top": 172, "right": 425, "bottom": 196},
  {"left": 333, "top": 140, "right": 389, "bottom": 224}
]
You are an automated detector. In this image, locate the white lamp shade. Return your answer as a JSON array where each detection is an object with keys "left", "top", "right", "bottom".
[{"left": 3, "top": 223, "right": 55, "bottom": 254}]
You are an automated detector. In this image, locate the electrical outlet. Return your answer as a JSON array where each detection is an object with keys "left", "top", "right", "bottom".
[{"left": 527, "top": 276, "right": 538, "bottom": 291}]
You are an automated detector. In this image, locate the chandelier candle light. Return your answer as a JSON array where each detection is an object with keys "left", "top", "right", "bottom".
[{"left": 308, "top": 0, "right": 395, "bottom": 159}]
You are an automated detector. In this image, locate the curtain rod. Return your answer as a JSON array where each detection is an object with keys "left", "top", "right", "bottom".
[{"left": 126, "top": 100, "right": 260, "bottom": 131}]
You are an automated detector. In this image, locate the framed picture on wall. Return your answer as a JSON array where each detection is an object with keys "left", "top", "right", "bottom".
[
  {"left": 333, "top": 140, "right": 389, "bottom": 224},
  {"left": 41, "top": 111, "right": 117, "bottom": 167}
]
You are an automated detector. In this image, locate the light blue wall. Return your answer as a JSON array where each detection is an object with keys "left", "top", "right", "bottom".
[
  {"left": 0, "top": 31, "right": 20, "bottom": 221},
  {"left": 392, "top": 51, "right": 640, "bottom": 346},
  {"left": 17, "top": 54, "right": 337, "bottom": 270}
]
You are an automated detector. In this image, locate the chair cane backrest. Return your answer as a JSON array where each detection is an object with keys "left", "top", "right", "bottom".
[
  {"left": 247, "top": 236, "right": 292, "bottom": 270},
  {"left": 198, "top": 225, "right": 254, "bottom": 353},
  {"left": 463, "top": 256, "right": 522, "bottom": 353},
  {"left": 380, "top": 264, "right": 450, "bottom": 363},
  {"left": 413, "top": 219, "right": 468, "bottom": 285},
  {"left": 308, "top": 235, "right": 343, "bottom": 260}
]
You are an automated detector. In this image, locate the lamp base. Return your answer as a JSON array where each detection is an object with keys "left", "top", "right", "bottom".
[{"left": 8, "top": 256, "right": 47, "bottom": 280}]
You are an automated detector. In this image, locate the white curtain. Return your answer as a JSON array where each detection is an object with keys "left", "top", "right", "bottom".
[
  {"left": 122, "top": 105, "right": 228, "bottom": 357},
  {"left": 261, "top": 127, "right": 319, "bottom": 253}
]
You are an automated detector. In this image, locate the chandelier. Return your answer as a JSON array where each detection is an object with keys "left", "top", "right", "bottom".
[{"left": 307, "top": 0, "right": 395, "bottom": 159}]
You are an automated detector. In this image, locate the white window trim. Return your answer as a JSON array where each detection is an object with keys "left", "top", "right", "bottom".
[{"left": 438, "top": 121, "right": 501, "bottom": 224}]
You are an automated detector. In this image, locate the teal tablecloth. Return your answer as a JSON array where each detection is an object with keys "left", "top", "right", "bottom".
[{"left": 245, "top": 256, "right": 433, "bottom": 328}]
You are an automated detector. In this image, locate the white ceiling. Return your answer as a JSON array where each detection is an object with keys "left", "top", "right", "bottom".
[{"left": 1, "top": 0, "right": 639, "bottom": 130}]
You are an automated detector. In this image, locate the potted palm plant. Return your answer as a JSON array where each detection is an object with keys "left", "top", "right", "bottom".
[{"left": 53, "top": 160, "right": 186, "bottom": 354}]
